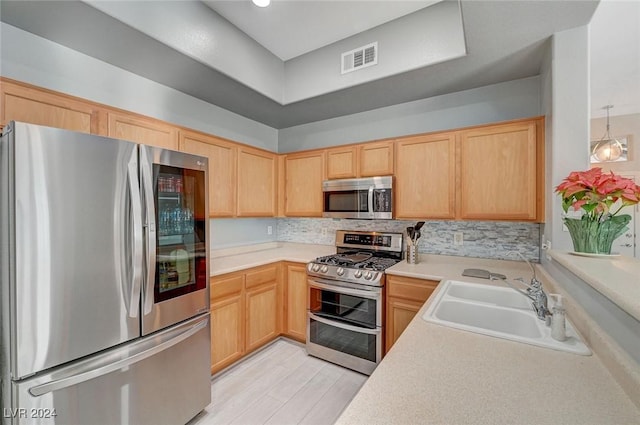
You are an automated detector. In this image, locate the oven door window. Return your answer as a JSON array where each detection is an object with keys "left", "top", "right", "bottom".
[
  {"left": 309, "top": 286, "right": 377, "bottom": 329},
  {"left": 324, "top": 190, "right": 369, "bottom": 213},
  {"left": 308, "top": 317, "right": 377, "bottom": 362}
]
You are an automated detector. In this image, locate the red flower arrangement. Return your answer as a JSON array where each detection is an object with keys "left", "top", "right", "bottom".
[{"left": 555, "top": 168, "right": 640, "bottom": 221}]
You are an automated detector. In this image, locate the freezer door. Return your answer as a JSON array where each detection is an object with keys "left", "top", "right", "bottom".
[
  {"left": 8, "top": 122, "right": 142, "bottom": 379},
  {"left": 8, "top": 315, "right": 211, "bottom": 425},
  {"left": 140, "top": 146, "right": 209, "bottom": 335}
]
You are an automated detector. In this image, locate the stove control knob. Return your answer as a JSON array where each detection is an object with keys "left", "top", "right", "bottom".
[
  {"left": 364, "top": 271, "right": 373, "bottom": 280},
  {"left": 312, "top": 264, "right": 320, "bottom": 272},
  {"left": 336, "top": 267, "right": 345, "bottom": 276},
  {"left": 353, "top": 270, "right": 363, "bottom": 279},
  {"left": 320, "top": 265, "right": 329, "bottom": 273}
]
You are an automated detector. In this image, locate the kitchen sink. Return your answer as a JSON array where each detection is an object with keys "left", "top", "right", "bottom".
[
  {"left": 422, "top": 280, "right": 591, "bottom": 355},
  {"left": 445, "top": 280, "right": 533, "bottom": 309}
]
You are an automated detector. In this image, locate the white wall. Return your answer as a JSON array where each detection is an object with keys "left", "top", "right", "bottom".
[
  {"left": 279, "top": 76, "right": 541, "bottom": 152},
  {"left": 541, "top": 24, "right": 640, "bottom": 376},
  {"left": 590, "top": 113, "right": 640, "bottom": 173},
  {"left": 544, "top": 25, "right": 591, "bottom": 254},
  {"left": 0, "top": 23, "right": 279, "bottom": 152}
]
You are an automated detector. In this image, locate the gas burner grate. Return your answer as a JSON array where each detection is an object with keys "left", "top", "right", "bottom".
[{"left": 314, "top": 253, "right": 400, "bottom": 271}]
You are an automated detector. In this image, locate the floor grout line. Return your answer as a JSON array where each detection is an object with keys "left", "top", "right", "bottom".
[{"left": 190, "top": 339, "right": 367, "bottom": 425}]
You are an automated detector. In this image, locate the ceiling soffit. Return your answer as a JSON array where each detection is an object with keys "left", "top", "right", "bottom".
[{"left": 0, "top": 1, "right": 599, "bottom": 129}]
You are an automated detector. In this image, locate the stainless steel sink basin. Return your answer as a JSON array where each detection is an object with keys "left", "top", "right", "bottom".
[{"left": 422, "top": 280, "right": 591, "bottom": 355}]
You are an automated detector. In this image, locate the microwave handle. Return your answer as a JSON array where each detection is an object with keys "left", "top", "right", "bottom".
[{"left": 368, "top": 186, "right": 374, "bottom": 213}]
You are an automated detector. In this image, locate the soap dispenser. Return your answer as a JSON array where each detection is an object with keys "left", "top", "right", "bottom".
[{"left": 549, "top": 294, "right": 567, "bottom": 341}]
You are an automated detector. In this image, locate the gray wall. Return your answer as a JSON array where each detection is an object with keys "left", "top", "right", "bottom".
[
  {"left": 283, "top": 1, "right": 465, "bottom": 104},
  {"left": 210, "top": 218, "right": 277, "bottom": 250},
  {"left": 279, "top": 76, "right": 541, "bottom": 153},
  {"left": 86, "top": 1, "right": 284, "bottom": 102},
  {"left": 0, "top": 22, "right": 279, "bottom": 152}
]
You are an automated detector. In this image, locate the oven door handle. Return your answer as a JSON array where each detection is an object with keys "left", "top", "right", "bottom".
[
  {"left": 308, "top": 312, "right": 381, "bottom": 335},
  {"left": 308, "top": 279, "right": 380, "bottom": 300}
]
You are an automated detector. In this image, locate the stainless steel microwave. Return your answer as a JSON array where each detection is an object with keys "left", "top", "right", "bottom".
[{"left": 322, "top": 176, "right": 393, "bottom": 219}]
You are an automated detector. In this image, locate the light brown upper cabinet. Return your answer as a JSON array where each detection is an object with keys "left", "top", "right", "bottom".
[
  {"left": 284, "top": 150, "right": 326, "bottom": 217},
  {"left": 0, "top": 78, "right": 100, "bottom": 134},
  {"left": 395, "top": 133, "right": 457, "bottom": 219},
  {"left": 459, "top": 120, "right": 541, "bottom": 221},
  {"left": 237, "top": 146, "right": 277, "bottom": 217},
  {"left": 325, "top": 140, "right": 394, "bottom": 180},
  {"left": 358, "top": 140, "right": 394, "bottom": 177},
  {"left": 326, "top": 146, "right": 357, "bottom": 179},
  {"left": 107, "top": 112, "right": 178, "bottom": 150},
  {"left": 179, "top": 131, "right": 237, "bottom": 217}
]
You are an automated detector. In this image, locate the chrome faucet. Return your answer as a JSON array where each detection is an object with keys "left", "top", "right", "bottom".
[{"left": 490, "top": 251, "right": 550, "bottom": 321}]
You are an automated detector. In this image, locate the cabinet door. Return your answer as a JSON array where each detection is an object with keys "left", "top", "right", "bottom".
[
  {"left": 386, "top": 297, "right": 424, "bottom": 353},
  {"left": 285, "top": 151, "right": 325, "bottom": 217},
  {"left": 385, "top": 276, "right": 438, "bottom": 352},
  {"left": 395, "top": 133, "right": 456, "bottom": 219},
  {"left": 359, "top": 140, "right": 394, "bottom": 177},
  {"left": 179, "top": 131, "right": 237, "bottom": 217},
  {"left": 284, "top": 263, "right": 308, "bottom": 342},
  {"left": 459, "top": 122, "right": 537, "bottom": 220},
  {"left": 1, "top": 79, "right": 99, "bottom": 133},
  {"left": 210, "top": 274, "right": 245, "bottom": 374},
  {"left": 237, "top": 147, "right": 277, "bottom": 217},
  {"left": 245, "top": 265, "right": 280, "bottom": 352},
  {"left": 107, "top": 112, "right": 178, "bottom": 150},
  {"left": 326, "top": 146, "right": 357, "bottom": 179}
]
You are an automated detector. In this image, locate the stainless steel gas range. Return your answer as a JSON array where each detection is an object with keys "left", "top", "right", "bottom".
[{"left": 306, "top": 230, "right": 403, "bottom": 375}]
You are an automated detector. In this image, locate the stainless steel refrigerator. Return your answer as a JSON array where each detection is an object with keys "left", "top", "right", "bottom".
[{"left": 1, "top": 122, "right": 211, "bottom": 424}]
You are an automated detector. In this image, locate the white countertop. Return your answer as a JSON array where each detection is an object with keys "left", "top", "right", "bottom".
[
  {"left": 385, "top": 253, "right": 535, "bottom": 282},
  {"left": 336, "top": 255, "right": 640, "bottom": 425},
  {"left": 210, "top": 242, "right": 334, "bottom": 276},
  {"left": 208, "top": 245, "right": 639, "bottom": 422},
  {"left": 337, "top": 313, "right": 639, "bottom": 424},
  {"left": 546, "top": 249, "right": 640, "bottom": 321}
]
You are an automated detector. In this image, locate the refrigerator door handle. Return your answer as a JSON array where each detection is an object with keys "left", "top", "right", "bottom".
[
  {"left": 140, "top": 147, "right": 156, "bottom": 315},
  {"left": 127, "top": 153, "right": 143, "bottom": 318},
  {"left": 28, "top": 317, "right": 208, "bottom": 397}
]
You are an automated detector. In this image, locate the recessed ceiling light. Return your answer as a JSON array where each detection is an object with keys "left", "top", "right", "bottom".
[{"left": 252, "top": 0, "right": 270, "bottom": 7}]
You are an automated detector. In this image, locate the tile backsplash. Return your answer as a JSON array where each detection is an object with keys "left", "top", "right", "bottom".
[{"left": 276, "top": 218, "right": 541, "bottom": 262}]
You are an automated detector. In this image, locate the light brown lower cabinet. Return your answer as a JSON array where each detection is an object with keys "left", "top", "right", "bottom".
[
  {"left": 209, "top": 263, "right": 281, "bottom": 375},
  {"left": 283, "top": 262, "right": 308, "bottom": 342},
  {"left": 245, "top": 265, "right": 281, "bottom": 352},
  {"left": 385, "top": 275, "right": 439, "bottom": 353},
  {"left": 210, "top": 274, "right": 245, "bottom": 374}
]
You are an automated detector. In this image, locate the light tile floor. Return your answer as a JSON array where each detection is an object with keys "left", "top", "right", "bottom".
[{"left": 188, "top": 339, "right": 367, "bottom": 425}]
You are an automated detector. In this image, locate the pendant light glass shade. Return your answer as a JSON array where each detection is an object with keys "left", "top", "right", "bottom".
[
  {"left": 591, "top": 105, "right": 626, "bottom": 163},
  {"left": 252, "top": 0, "right": 271, "bottom": 7}
]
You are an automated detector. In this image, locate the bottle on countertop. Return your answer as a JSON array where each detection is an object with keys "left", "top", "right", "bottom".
[{"left": 549, "top": 294, "right": 567, "bottom": 341}]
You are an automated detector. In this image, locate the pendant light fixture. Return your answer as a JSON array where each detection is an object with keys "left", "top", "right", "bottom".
[
  {"left": 591, "top": 105, "right": 625, "bottom": 162},
  {"left": 252, "top": 0, "right": 270, "bottom": 7}
]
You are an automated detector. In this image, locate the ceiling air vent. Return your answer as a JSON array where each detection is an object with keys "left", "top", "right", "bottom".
[{"left": 341, "top": 42, "right": 378, "bottom": 75}]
